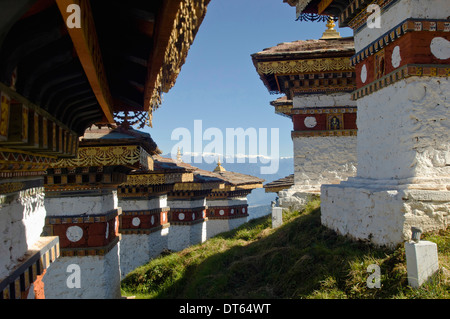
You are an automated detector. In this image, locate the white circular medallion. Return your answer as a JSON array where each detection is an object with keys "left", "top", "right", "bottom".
[
  {"left": 430, "top": 37, "right": 450, "bottom": 60},
  {"left": 66, "top": 226, "right": 83, "bottom": 243},
  {"left": 391, "top": 46, "right": 401, "bottom": 68},
  {"left": 179, "top": 213, "right": 185, "bottom": 221},
  {"left": 219, "top": 210, "right": 225, "bottom": 216},
  {"left": 231, "top": 209, "right": 234, "bottom": 214},
  {"left": 360, "top": 64, "right": 367, "bottom": 83},
  {"left": 151, "top": 215, "right": 155, "bottom": 225},
  {"left": 192, "top": 213, "right": 196, "bottom": 220},
  {"left": 242, "top": 208, "right": 246, "bottom": 213},
  {"left": 304, "top": 116, "right": 317, "bottom": 128},
  {"left": 105, "top": 222, "right": 109, "bottom": 239},
  {"left": 132, "top": 217, "right": 141, "bottom": 227}
]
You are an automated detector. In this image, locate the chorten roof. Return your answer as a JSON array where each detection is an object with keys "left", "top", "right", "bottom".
[
  {"left": 251, "top": 36, "right": 355, "bottom": 97},
  {"left": 264, "top": 174, "right": 294, "bottom": 193},
  {"left": 252, "top": 36, "right": 354, "bottom": 60},
  {"left": 80, "top": 125, "right": 162, "bottom": 156}
]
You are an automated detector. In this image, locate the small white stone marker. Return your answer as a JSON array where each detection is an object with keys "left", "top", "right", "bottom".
[
  {"left": 271, "top": 201, "right": 283, "bottom": 228},
  {"left": 405, "top": 227, "right": 439, "bottom": 288}
]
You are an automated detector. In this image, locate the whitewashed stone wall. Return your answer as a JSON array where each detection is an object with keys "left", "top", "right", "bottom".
[
  {"left": 293, "top": 136, "right": 357, "bottom": 191},
  {"left": 45, "top": 192, "right": 118, "bottom": 216},
  {"left": 168, "top": 222, "right": 207, "bottom": 252},
  {"left": 118, "top": 195, "right": 167, "bottom": 211},
  {"left": 119, "top": 228, "right": 169, "bottom": 277},
  {"left": 321, "top": 77, "right": 450, "bottom": 247},
  {"left": 355, "top": 78, "right": 449, "bottom": 180},
  {"left": 207, "top": 198, "right": 247, "bottom": 207},
  {"left": 43, "top": 245, "right": 122, "bottom": 299},
  {"left": 0, "top": 186, "right": 46, "bottom": 280},
  {"left": 293, "top": 92, "right": 357, "bottom": 108},
  {"left": 168, "top": 198, "right": 206, "bottom": 209}
]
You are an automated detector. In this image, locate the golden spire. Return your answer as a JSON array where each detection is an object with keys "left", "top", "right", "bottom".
[
  {"left": 176, "top": 147, "right": 183, "bottom": 163},
  {"left": 214, "top": 156, "right": 226, "bottom": 172},
  {"left": 320, "top": 17, "right": 341, "bottom": 39}
]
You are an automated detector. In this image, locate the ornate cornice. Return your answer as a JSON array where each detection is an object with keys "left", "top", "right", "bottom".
[
  {"left": 49, "top": 145, "right": 148, "bottom": 169},
  {"left": 123, "top": 172, "right": 194, "bottom": 186},
  {"left": 292, "top": 106, "right": 357, "bottom": 115},
  {"left": 256, "top": 57, "right": 353, "bottom": 75}
]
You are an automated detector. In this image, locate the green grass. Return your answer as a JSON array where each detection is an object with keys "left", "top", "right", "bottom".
[{"left": 121, "top": 198, "right": 450, "bottom": 299}]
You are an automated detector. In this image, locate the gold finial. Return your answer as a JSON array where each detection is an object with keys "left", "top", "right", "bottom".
[
  {"left": 320, "top": 17, "right": 341, "bottom": 39},
  {"left": 214, "top": 156, "right": 226, "bottom": 172},
  {"left": 176, "top": 147, "right": 183, "bottom": 163}
]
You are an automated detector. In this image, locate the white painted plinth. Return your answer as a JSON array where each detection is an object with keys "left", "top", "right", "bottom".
[
  {"left": 119, "top": 227, "right": 169, "bottom": 277},
  {"left": 405, "top": 240, "right": 439, "bottom": 288},
  {"left": 272, "top": 207, "right": 283, "bottom": 228},
  {"left": 321, "top": 182, "right": 450, "bottom": 247},
  {"left": 43, "top": 244, "right": 122, "bottom": 299},
  {"left": 206, "top": 217, "right": 248, "bottom": 239},
  {"left": 168, "top": 221, "right": 207, "bottom": 252}
]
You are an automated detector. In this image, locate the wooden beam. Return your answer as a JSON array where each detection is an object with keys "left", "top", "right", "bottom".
[
  {"left": 318, "top": 0, "right": 334, "bottom": 14},
  {"left": 144, "top": 0, "right": 181, "bottom": 112},
  {"left": 55, "top": 0, "right": 115, "bottom": 124}
]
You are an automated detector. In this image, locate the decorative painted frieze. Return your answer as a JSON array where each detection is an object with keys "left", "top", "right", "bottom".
[
  {"left": 291, "top": 106, "right": 357, "bottom": 137},
  {"left": 169, "top": 206, "right": 208, "bottom": 225},
  {"left": 0, "top": 149, "right": 54, "bottom": 178},
  {"left": 49, "top": 145, "right": 150, "bottom": 170},
  {"left": 207, "top": 204, "right": 249, "bottom": 220},
  {"left": 44, "top": 209, "right": 121, "bottom": 257},
  {"left": 351, "top": 19, "right": 450, "bottom": 66},
  {"left": 119, "top": 208, "right": 170, "bottom": 235},
  {"left": 350, "top": 19, "right": 450, "bottom": 99},
  {"left": 256, "top": 57, "right": 353, "bottom": 75}
]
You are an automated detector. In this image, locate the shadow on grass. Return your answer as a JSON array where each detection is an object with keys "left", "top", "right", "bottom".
[{"left": 122, "top": 203, "right": 445, "bottom": 299}]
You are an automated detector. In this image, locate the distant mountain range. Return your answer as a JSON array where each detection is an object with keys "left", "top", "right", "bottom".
[{"left": 161, "top": 153, "right": 294, "bottom": 206}]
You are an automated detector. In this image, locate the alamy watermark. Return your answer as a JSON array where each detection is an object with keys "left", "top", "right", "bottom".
[
  {"left": 66, "top": 264, "right": 81, "bottom": 289},
  {"left": 367, "top": 264, "right": 381, "bottom": 289},
  {"left": 171, "top": 120, "right": 280, "bottom": 175},
  {"left": 367, "top": 4, "right": 382, "bottom": 29}
]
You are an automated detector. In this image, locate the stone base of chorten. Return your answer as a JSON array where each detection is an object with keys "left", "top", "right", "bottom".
[
  {"left": 167, "top": 220, "right": 208, "bottom": 252},
  {"left": 321, "top": 178, "right": 450, "bottom": 247},
  {"left": 277, "top": 185, "right": 320, "bottom": 212},
  {"left": 43, "top": 244, "right": 122, "bottom": 299}
]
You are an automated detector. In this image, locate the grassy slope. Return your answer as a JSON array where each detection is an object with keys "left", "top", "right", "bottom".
[{"left": 121, "top": 199, "right": 450, "bottom": 299}]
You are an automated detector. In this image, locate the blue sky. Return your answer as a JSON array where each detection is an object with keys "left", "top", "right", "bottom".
[{"left": 146, "top": 0, "right": 352, "bottom": 159}]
